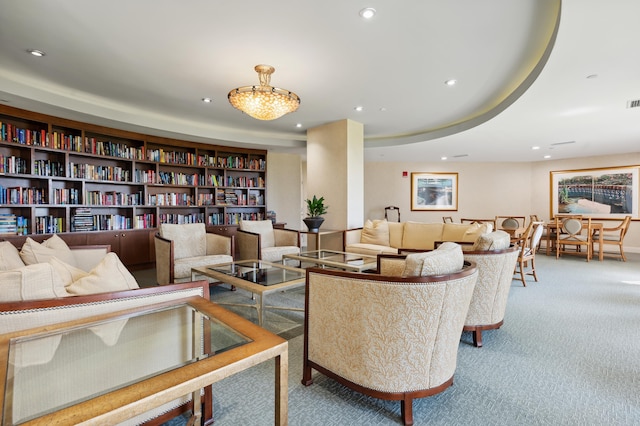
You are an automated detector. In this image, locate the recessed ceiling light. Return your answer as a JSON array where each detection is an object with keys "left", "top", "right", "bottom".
[
  {"left": 354, "top": 106, "right": 364, "bottom": 112},
  {"left": 202, "top": 97, "right": 212, "bottom": 103},
  {"left": 359, "top": 8, "right": 376, "bottom": 19},
  {"left": 296, "top": 123, "right": 302, "bottom": 128},
  {"left": 544, "top": 155, "right": 551, "bottom": 159},
  {"left": 27, "top": 49, "right": 45, "bottom": 57},
  {"left": 531, "top": 146, "right": 540, "bottom": 150},
  {"left": 444, "top": 79, "right": 457, "bottom": 86},
  {"left": 441, "top": 156, "right": 448, "bottom": 160}
]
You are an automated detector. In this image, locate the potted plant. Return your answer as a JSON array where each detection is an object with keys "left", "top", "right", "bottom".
[{"left": 303, "top": 195, "right": 328, "bottom": 232}]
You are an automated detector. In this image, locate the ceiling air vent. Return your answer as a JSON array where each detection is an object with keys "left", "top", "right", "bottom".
[
  {"left": 550, "top": 141, "right": 575, "bottom": 146},
  {"left": 627, "top": 99, "right": 640, "bottom": 108},
  {"left": 452, "top": 154, "right": 468, "bottom": 158}
]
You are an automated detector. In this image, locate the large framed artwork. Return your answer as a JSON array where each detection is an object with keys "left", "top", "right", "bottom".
[
  {"left": 550, "top": 166, "right": 639, "bottom": 219},
  {"left": 411, "top": 172, "right": 458, "bottom": 211}
]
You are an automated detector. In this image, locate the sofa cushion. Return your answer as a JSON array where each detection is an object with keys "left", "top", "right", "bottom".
[
  {"left": 240, "top": 220, "right": 275, "bottom": 248},
  {"left": 0, "top": 263, "right": 70, "bottom": 302},
  {"left": 160, "top": 223, "right": 206, "bottom": 259},
  {"left": 360, "top": 219, "right": 390, "bottom": 246},
  {"left": 442, "top": 223, "right": 477, "bottom": 241},
  {"left": 388, "top": 222, "right": 404, "bottom": 248},
  {"left": 174, "top": 254, "right": 234, "bottom": 279},
  {"left": 346, "top": 244, "right": 398, "bottom": 256},
  {"left": 402, "top": 222, "right": 444, "bottom": 250},
  {"left": 19, "top": 235, "right": 77, "bottom": 267},
  {"left": 472, "top": 230, "right": 512, "bottom": 251},
  {"left": 0, "top": 241, "right": 25, "bottom": 271},
  {"left": 261, "top": 246, "right": 300, "bottom": 263},
  {"left": 402, "top": 242, "right": 464, "bottom": 277},
  {"left": 65, "top": 253, "right": 139, "bottom": 295}
]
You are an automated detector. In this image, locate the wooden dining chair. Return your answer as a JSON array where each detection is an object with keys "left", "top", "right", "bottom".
[
  {"left": 591, "top": 215, "right": 632, "bottom": 261},
  {"left": 555, "top": 216, "right": 592, "bottom": 261},
  {"left": 513, "top": 221, "right": 545, "bottom": 285},
  {"left": 442, "top": 216, "right": 454, "bottom": 223}
]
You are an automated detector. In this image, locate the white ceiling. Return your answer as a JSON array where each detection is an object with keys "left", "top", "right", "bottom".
[{"left": 1, "top": 0, "right": 638, "bottom": 163}]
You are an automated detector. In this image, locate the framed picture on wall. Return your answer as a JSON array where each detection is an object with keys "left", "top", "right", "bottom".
[
  {"left": 411, "top": 172, "right": 458, "bottom": 211},
  {"left": 550, "top": 166, "right": 639, "bottom": 219}
]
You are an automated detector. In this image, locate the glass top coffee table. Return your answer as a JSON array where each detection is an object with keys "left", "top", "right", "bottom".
[
  {"left": 283, "top": 250, "right": 378, "bottom": 272},
  {"left": 0, "top": 296, "right": 288, "bottom": 425},
  {"left": 192, "top": 260, "right": 306, "bottom": 327}
]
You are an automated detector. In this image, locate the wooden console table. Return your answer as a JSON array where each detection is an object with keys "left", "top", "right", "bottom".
[{"left": 0, "top": 297, "right": 288, "bottom": 425}]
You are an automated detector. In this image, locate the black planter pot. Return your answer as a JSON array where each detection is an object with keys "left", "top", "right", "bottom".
[{"left": 303, "top": 217, "right": 324, "bottom": 232}]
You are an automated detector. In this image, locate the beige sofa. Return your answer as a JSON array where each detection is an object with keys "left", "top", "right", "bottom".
[
  {"left": 0, "top": 281, "right": 212, "bottom": 425},
  {"left": 303, "top": 242, "right": 478, "bottom": 426},
  {"left": 0, "top": 236, "right": 141, "bottom": 302},
  {"left": 344, "top": 220, "right": 493, "bottom": 255}
]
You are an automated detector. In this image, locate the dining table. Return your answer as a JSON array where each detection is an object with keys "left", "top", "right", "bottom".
[{"left": 545, "top": 220, "right": 604, "bottom": 261}]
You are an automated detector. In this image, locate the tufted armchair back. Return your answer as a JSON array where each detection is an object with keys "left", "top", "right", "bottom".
[{"left": 302, "top": 259, "right": 478, "bottom": 426}]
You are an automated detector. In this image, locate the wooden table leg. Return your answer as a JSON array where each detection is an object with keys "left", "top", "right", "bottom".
[{"left": 275, "top": 349, "right": 289, "bottom": 425}]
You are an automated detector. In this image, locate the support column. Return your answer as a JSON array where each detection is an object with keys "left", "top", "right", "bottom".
[{"left": 306, "top": 119, "right": 364, "bottom": 230}]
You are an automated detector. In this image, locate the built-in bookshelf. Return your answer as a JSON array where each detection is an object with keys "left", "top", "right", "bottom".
[{"left": 0, "top": 105, "right": 267, "bottom": 238}]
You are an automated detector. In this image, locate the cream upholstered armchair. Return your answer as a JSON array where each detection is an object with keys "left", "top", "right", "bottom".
[
  {"left": 461, "top": 230, "right": 519, "bottom": 347},
  {"left": 304, "top": 243, "right": 478, "bottom": 426},
  {"left": 154, "top": 223, "right": 234, "bottom": 285},
  {"left": 236, "top": 219, "right": 300, "bottom": 262}
]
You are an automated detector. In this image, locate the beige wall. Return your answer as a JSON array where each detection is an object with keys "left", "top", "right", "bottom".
[
  {"left": 266, "top": 152, "right": 303, "bottom": 229},
  {"left": 364, "top": 152, "right": 640, "bottom": 253}
]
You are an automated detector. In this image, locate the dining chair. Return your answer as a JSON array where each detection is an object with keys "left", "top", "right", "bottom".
[
  {"left": 513, "top": 221, "right": 545, "bottom": 285},
  {"left": 442, "top": 216, "right": 454, "bottom": 223},
  {"left": 555, "top": 216, "right": 592, "bottom": 261},
  {"left": 461, "top": 218, "right": 496, "bottom": 230},
  {"left": 591, "top": 215, "right": 632, "bottom": 261}
]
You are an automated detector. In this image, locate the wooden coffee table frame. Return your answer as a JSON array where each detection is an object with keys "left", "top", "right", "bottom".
[
  {"left": 192, "top": 260, "right": 306, "bottom": 327},
  {"left": 283, "top": 250, "right": 378, "bottom": 272}
]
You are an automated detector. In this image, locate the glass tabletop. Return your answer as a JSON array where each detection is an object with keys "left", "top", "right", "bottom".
[
  {"left": 4, "top": 303, "right": 251, "bottom": 425},
  {"left": 296, "top": 250, "right": 376, "bottom": 265},
  {"left": 208, "top": 260, "right": 306, "bottom": 286}
]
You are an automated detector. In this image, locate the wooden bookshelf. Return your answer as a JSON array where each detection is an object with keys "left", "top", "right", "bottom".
[{"left": 0, "top": 105, "right": 267, "bottom": 267}]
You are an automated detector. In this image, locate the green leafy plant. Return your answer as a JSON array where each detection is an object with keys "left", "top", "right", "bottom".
[{"left": 305, "top": 195, "right": 328, "bottom": 217}]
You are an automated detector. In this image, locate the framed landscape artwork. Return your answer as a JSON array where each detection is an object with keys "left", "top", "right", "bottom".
[
  {"left": 550, "top": 166, "right": 639, "bottom": 219},
  {"left": 411, "top": 172, "right": 458, "bottom": 211}
]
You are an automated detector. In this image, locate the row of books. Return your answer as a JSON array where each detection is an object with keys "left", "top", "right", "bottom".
[
  {"left": 0, "top": 155, "right": 29, "bottom": 174},
  {"left": 0, "top": 214, "right": 29, "bottom": 235},
  {"left": 158, "top": 213, "right": 205, "bottom": 224},
  {"left": 34, "top": 160, "right": 65, "bottom": 177},
  {"left": 85, "top": 190, "right": 143, "bottom": 206},
  {"left": 69, "top": 163, "right": 131, "bottom": 182},
  {"left": 147, "top": 193, "right": 194, "bottom": 206},
  {"left": 157, "top": 171, "right": 205, "bottom": 186},
  {"left": 146, "top": 149, "right": 196, "bottom": 165},
  {"left": 35, "top": 215, "right": 64, "bottom": 234},
  {"left": 53, "top": 188, "right": 81, "bottom": 205},
  {"left": 0, "top": 186, "right": 47, "bottom": 204}
]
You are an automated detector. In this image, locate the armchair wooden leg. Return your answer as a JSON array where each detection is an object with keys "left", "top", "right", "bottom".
[
  {"left": 401, "top": 396, "right": 414, "bottom": 426},
  {"left": 473, "top": 329, "right": 483, "bottom": 348}
]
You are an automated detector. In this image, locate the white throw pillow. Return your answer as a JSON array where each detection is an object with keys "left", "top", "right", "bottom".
[
  {"left": 0, "top": 241, "right": 25, "bottom": 271},
  {"left": 0, "top": 263, "right": 70, "bottom": 302},
  {"left": 402, "top": 242, "right": 464, "bottom": 277},
  {"left": 49, "top": 257, "right": 89, "bottom": 287},
  {"left": 65, "top": 253, "right": 139, "bottom": 295},
  {"left": 360, "top": 219, "right": 390, "bottom": 246},
  {"left": 19, "top": 235, "right": 77, "bottom": 267}
]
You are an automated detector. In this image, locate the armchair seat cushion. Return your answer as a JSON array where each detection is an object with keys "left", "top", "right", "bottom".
[
  {"left": 261, "top": 246, "right": 300, "bottom": 263},
  {"left": 174, "top": 254, "right": 233, "bottom": 280}
]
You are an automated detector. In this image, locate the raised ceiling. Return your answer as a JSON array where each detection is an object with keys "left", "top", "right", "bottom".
[{"left": 0, "top": 0, "right": 638, "bottom": 162}]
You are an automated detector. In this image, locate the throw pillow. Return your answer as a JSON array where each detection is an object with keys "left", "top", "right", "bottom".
[
  {"left": 239, "top": 220, "right": 275, "bottom": 248},
  {"left": 0, "top": 241, "right": 25, "bottom": 271},
  {"left": 461, "top": 222, "right": 493, "bottom": 242},
  {"left": 472, "top": 230, "right": 512, "bottom": 251},
  {"left": 402, "top": 242, "right": 464, "bottom": 277},
  {"left": 65, "top": 253, "right": 139, "bottom": 295},
  {"left": 19, "top": 235, "right": 76, "bottom": 267},
  {"left": 360, "top": 219, "right": 390, "bottom": 246},
  {"left": 0, "top": 263, "right": 70, "bottom": 302},
  {"left": 49, "top": 257, "right": 89, "bottom": 287}
]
